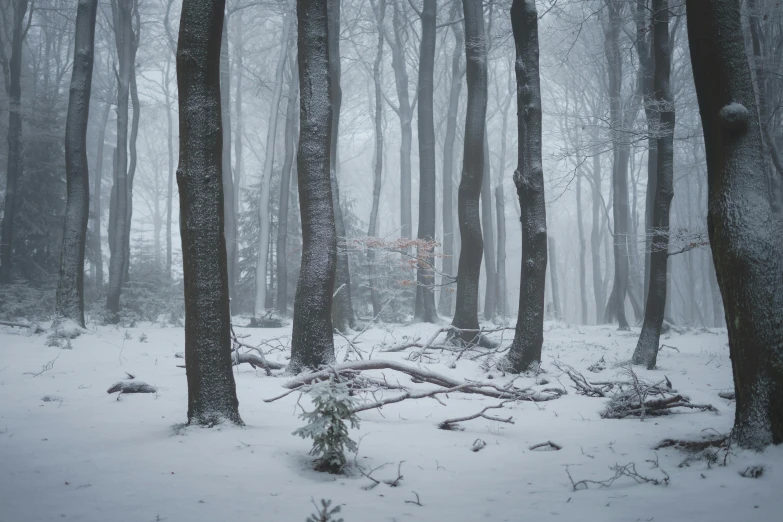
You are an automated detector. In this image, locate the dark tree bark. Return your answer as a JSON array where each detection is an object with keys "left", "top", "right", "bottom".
[
  {"left": 506, "top": 0, "right": 547, "bottom": 373},
  {"left": 602, "top": 0, "right": 632, "bottom": 330},
  {"left": 632, "top": 0, "right": 674, "bottom": 369},
  {"left": 328, "top": 0, "right": 355, "bottom": 331},
  {"left": 451, "top": 0, "right": 487, "bottom": 340},
  {"left": 55, "top": 0, "right": 99, "bottom": 327},
  {"left": 289, "top": 0, "right": 337, "bottom": 373},
  {"left": 176, "top": 0, "right": 242, "bottom": 426},
  {"left": 106, "top": 0, "right": 134, "bottom": 322},
  {"left": 414, "top": 0, "right": 438, "bottom": 323},
  {"left": 221, "top": 16, "right": 237, "bottom": 303},
  {"left": 686, "top": 0, "right": 783, "bottom": 449},
  {"left": 92, "top": 79, "right": 113, "bottom": 291},
  {"left": 0, "top": 0, "right": 29, "bottom": 284},
  {"left": 276, "top": 54, "right": 298, "bottom": 316},
  {"left": 481, "top": 134, "right": 497, "bottom": 320},
  {"left": 368, "top": 0, "right": 386, "bottom": 317},
  {"left": 438, "top": 4, "right": 464, "bottom": 317}
]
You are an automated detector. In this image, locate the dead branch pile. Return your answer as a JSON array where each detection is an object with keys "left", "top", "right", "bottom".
[
  {"left": 553, "top": 362, "right": 717, "bottom": 420},
  {"left": 566, "top": 462, "right": 669, "bottom": 490}
]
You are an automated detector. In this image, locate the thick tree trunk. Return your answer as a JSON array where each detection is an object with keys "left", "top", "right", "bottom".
[
  {"left": 289, "top": 0, "right": 337, "bottom": 373},
  {"left": 92, "top": 91, "right": 112, "bottom": 291},
  {"left": 451, "top": 0, "right": 487, "bottom": 340},
  {"left": 481, "top": 134, "right": 497, "bottom": 320},
  {"left": 632, "top": 0, "right": 674, "bottom": 369},
  {"left": 414, "top": 0, "right": 438, "bottom": 323},
  {"left": 506, "top": 0, "right": 547, "bottom": 373},
  {"left": 603, "top": 0, "right": 631, "bottom": 330},
  {"left": 368, "top": 0, "right": 386, "bottom": 317},
  {"left": 686, "top": 0, "right": 783, "bottom": 449},
  {"left": 106, "top": 0, "right": 134, "bottom": 322},
  {"left": 254, "top": 11, "right": 292, "bottom": 316},
  {"left": 438, "top": 7, "right": 464, "bottom": 317},
  {"left": 176, "top": 0, "right": 242, "bottom": 426},
  {"left": 56, "top": 0, "right": 99, "bottom": 328},
  {"left": 276, "top": 55, "right": 298, "bottom": 316},
  {"left": 0, "top": 0, "right": 29, "bottom": 284},
  {"left": 220, "top": 16, "right": 237, "bottom": 303}
]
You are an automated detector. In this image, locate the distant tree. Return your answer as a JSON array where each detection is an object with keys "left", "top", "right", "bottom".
[
  {"left": 289, "top": 0, "right": 337, "bottom": 373},
  {"left": 451, "top": 0, "right": 487, "bottom": 341},
  {"left": 414, "top": 0, "right": 438, "bottom": 323},
  {"left": 686, "top": 0, "right": 783, "bottom": 449},
  {"left": 176, "top": 0, "right": 242, "bottom": 425},
  {"left": 106, "top": 0, "right": 136, "bottom": 322},
  {"left": 505, "top": 0, "right": 547, "bottom": 373},
  {"left": 632, "top": 0, "right": 674, "bottom": 369},
  {"left": 55, "top": 0, "right": 99, "bottom": 327},
  {"left": 0, "top": 0, "right": 30, "bottom": 284}
]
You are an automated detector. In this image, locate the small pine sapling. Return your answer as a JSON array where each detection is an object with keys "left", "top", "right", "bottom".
[
  {"left": 293, "top": 378, "right": 360, "bottom": 473},
  {"left": 306, "top": 499, "right": 344, "bottom": 522}
]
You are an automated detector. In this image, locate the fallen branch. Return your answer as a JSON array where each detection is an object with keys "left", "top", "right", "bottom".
[
  {"left": 438, "top": 401, "right": 514, "bottom": 430},
  {"left": 232, "top": 352, "right": 286, "bottom": 373},
  {"left": 281, "top": 359, "right": 562, "bottom": 402},
  {"left": 529, "top": 440, "right": 562, "bottom": 451},
  {"left": 24, "top": 355, "right": 60, "bottom": 377},
  {"left": 566, "top": 462, "right": 669, "bottom": 491},
  {"left": 0, "top": 320, "right": 43, "bottom": 332}
]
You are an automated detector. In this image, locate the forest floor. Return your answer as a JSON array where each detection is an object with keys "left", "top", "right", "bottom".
[{"left": 0, "top": 319, "right": 781, "bottom": 522}]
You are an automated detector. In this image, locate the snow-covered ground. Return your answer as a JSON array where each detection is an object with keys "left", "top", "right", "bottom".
[{"left": 1, "top": 320, "right": 780, "bottom": 522}]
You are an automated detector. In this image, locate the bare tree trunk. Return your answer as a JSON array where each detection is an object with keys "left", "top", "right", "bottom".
[
  {"left": 451, "top": 0, "right": 487, "bottom": 341},
  {"left": 414, "top": 0, "right": 438, "bottom": 323},
  {"left": 123, "top": 8, "right": 140, "bottom": 282},
  {"left": 106, "top": 0, "right": 134, "bottom": 322},
  {"left": 56, "top": 0, "right": 99, "bottom": 327},
  {"left": 176, "top": 0, "right": 242, "bottom": 426},
  {"left": 632, "top": 0, "right": 674, "bottom": 369},
  {"left": 276, "top": 53, "right": 298, "bottom": 316},
  {"left": 92, "top": 87, "right": 112, "bottom": 291},
  {"left": 254, "top": 10, "right": 292, "bottom": 317},
  {"left": 548, "top": 236, "right": 561, "bottom": 320},
  {"left": 481, "top": 133, "right": 497, "bottom": 319},
  {"left": 576, "top": 165, "right": 588, "bottom": 324},
  {"left": 289, "top": 0, "right": 337, "bottom": 372},
  {"left": 233, "top": 11, "right": 243, "bottom": 228},
  {"left": 328, "top": 0, "right": 355, "bottom": 332},
  {"left": 0, "top": 0, "right": 29, "bottom": 284},
  {"left": 386, "top": 0, "right": 413, "bottom": 245},
  {"left": 438, "top": 5, "right": 464, "bottom": 316},
  {"left": 506, "top": 0, "right": 547, "bottom": 372},
  {"left": 590, "top": 143, "right": 605, "bottom": 324},
  {"left": 368, "top": 0, "right": 386, "bottom": 317},
  {"left": 686, "top": 0, "right": 783, "bottom": 449},
  {"left": 602, "top": 0, "right": 631, "bottom": 330},
  {"left": 494, "top": 184, "right": 507, "bottom": 318},
  {"left": 164, "top": 55, "right": 175, "bottom": 280},
  {"left": 221, "top": 15, "right": 237, "bottom": 303}
]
